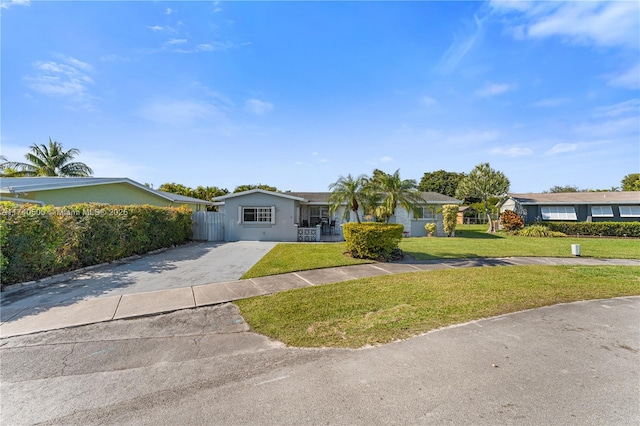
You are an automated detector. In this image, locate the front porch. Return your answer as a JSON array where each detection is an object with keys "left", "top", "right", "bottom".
[{"left": 295, "top": 223, "right": 343, "bottom": 242}]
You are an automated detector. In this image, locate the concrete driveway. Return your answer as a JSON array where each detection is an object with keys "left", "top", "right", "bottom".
[{"left": 1, "top": 241, "right": 276, "bottom": 317}]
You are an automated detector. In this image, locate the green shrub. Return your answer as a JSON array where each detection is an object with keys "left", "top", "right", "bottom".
[
  {"left": 342, "top": 222, "right": 403, "bottom": 260},
  {"left": 0, "top": 203, "right": 193, "bottom": 287},
  {"left": 517, "top": 224, "right": 567, "bottom": 238},
  {"left": 424, "top": 222, "right": 436, "bottom": 236},
  {"left": 442, "top": 204, "right": 458, "bottom": 237},
  {"left": 500, "top": 209, "right": 524, "bottom": 231},
  {"left": 544, "top": 221, "right": 640, "bottom": 238}
]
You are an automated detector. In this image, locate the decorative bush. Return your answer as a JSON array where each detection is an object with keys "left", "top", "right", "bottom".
[
  {"left": 0, "top": 203, "right": 193, "bottom": 287},
  {"left": 516, "top": 225, "right": 566, "bottom": 238},
  {"left": 500, "top": 209, "right": 524, "bottom": 231},
  {"left": 342, "top": 222, "right": 403, "bottom": 260},
  {"left": 424, "top": 222, "right": 436, "bottom": 236},
  {"left": 544, "top": 221, "right": 640, "bottom": 238},
  {"left": 442, "top": 204, "right": 458, "bottom": 237}
]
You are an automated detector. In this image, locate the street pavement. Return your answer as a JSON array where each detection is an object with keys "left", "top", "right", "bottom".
[{"left": 1, "top": 297, "right": 638, "bottom": 425}]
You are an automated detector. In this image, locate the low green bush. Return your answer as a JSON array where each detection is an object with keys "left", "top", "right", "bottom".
[
  {"left": 0, "top": 203, "right": 193, "bottom": 287},
  {"left": 342, "top": 222, "right": 403, "bottom": 260},
  {"left": 517, "top": 224, "right": 566, "bottom": 238},
  {"left": 545, "top": 221, "right": 640, "bottom": 238}
]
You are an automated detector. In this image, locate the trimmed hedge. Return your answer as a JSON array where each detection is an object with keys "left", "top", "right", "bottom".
[
  {"left": 0, "top": 203, "right": 192, "bottom": 287},
  {"left": 342, "top": 222, "right": 404, "bottom": 260},
  {"left": 544, "top": 221, "right": 640, "bottom": 238}
]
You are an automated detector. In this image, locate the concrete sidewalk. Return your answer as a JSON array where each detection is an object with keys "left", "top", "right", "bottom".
[{"left": 1, "top": 256, "right": 638, "bottom": 338}]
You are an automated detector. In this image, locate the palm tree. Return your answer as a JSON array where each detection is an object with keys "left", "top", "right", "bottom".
[
  {"left": 3, "top": 138, "right": 93, "bottom": 177},
  {"left": 328, "top": 174, "right": 367, "bottom": 223},
  {"left": 371, "top": 169, "right": 422, "bottom": 223}
]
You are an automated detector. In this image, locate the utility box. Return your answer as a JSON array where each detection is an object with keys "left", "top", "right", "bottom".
[{"left": 571, "top": 244, "right": 581, "bottom": 256}]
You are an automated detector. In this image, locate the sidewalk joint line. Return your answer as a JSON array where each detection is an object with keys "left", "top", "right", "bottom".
[
  {"left": 111, "top": 295, "right": 123, "bottom": 320},
  {"left": 292, "top": 273, "right": 315, "bottom": 286},
  {"left": 369, "top": 264, "right": 395, "bottom": 273},
  {"left": 247, "top": 279, "right": 267, "bottom": 293},
  {"left": 190, "top": 287, "right": 196, "bottom": 307}
]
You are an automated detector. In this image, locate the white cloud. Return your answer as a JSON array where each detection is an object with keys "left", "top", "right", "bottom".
[
  {"left": 165, "top": 8, "right": 175, "bottom": 15},
  {"left": 594, "top": 99, "right": 640, "bottom": 118},
  {"left": 492, "top": 1, "right": 640, "bottom": 49},
  {"left": 1, "top": 0, "right": 30, "bottom": 10},
  {"left": 419, "top": 96, "right": 437, "bottom": 106},
  {"left": 147, "top": 25, "right": 165, "bottom": 32},
  {"left": 380, "top": 156, "right": 393, "bottom": 163},
  {"left": 475, "top": 83, "right": 514, "bottom": 97},
  {"left": 491, "top": 146, "right": 533, "bottom": 157},
  {"left": 608, "top": 62, "right": 640, "bottom": 90},
  {"left": 546, "top": 143, "right": 578, "bottom": 155},
  {"left": 166, "top": 38, "right": 188, "bottom": 45},
  {"left": 24, "top": 56, "right": 94, "bottom": 101},
  {"left": 245, "top": 99, "right": 274, "bottom": 115},
  {"left": 530, "top": 97, "right": 570, "bottom": 108},
  {"left": 435, "top": 14, "right": 485, "bottom": 73},
  {"left": 137, "top": 98, "right": 224, "bottom": 126}
]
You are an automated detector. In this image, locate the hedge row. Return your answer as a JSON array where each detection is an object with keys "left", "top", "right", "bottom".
[
  {"left": 342, "top": 222, "right": 404, "bottom": 260},
  {"left": 0, "top": 203, "right": 193, "bottom": 287},
  {"left": 544, "top": 221, "right": 640, "bottom": 238}
]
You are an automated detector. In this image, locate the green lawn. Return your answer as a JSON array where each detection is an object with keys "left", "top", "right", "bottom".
[
  {"left": 242, "top": 225, "right": 639, "bottom": 278},
  {"left": 242, "top": 243, "right": 374, "bottom": 279},
  {"left": 236, "top": 265, "right": 640, "bottom": 348},
  {"left": 401, "top": 225, "right": 640, "bottom": 260}
]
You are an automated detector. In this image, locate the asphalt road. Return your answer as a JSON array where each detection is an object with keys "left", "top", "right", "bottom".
[{"left": 2, "top": 297, "right": 638, "bottom": 426}]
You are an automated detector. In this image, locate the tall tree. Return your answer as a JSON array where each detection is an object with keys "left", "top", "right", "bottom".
[
  {"left": 328, "top": 174, "right": 367, "bottom": 223},
  {"left": 546, "top": 185, "right": 580, "bottom": 193},
  {"left": 455, "top": 163, "right": 510, "bottom": 233},
  {"left": 621, "top": 173, "right": 640, "bottom": 191},
  {"left": 2, "top": 138, "right": 93, "bottom": 177},
  {"left": 418, "top": 170, "right": 466, "bottom": 198},
  {"left": 193, "top": 185, "right": 229, "bottom": 201},
  {"left": 158, "top": 182, "right": 194, "bottom": 197},
  {"left": 371, "top": 169, "right": 422, "bottom": 224},
  {"left": 233, "top": 184, "right": 278, "bottom": 193}
]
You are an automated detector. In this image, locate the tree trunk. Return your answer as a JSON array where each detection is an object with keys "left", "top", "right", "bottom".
[{"left": 485, "top": 200, "right": 494, "bottom": 233}]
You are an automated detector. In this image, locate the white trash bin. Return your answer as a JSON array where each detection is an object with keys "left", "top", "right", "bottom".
[{"left": 571, "top": 244, "right": 581, "bottom": 256}]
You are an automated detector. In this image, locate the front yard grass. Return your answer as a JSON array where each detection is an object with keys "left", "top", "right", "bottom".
[
  {"left": 236, "top": 265, "right": 640, "bottom": 348},
  {"left": 242, "top": 225, "right": 639, "bottom": 279},
  {"left": 242, "top": 243, "right": 373, "bottom": 279}
]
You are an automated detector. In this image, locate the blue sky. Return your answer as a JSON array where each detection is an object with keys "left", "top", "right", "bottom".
[{"left": 2, "top": 0, "right": 639, "bottom": 193}]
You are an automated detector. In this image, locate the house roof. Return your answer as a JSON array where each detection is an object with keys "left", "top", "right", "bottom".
[
  {"left": 213, "top": 189, "right": 307, "bottom": 202},
  {"left": 508, "top": 192, "right": 640, "bottom": 205},
  {"left": 0, "top": 177, "right": 214, "bottom": 205}
]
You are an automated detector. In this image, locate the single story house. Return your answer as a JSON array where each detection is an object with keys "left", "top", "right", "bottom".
[
  {"left": 213, "top": 189, "right": 461, "bottom": 242},
  {"left": 499, "top": 192, "right": 640, "bottom": 224},
  {"left": 0, "top": 177, "right": 214, "bottom": 211}
]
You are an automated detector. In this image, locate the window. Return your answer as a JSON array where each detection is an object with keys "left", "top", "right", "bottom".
[
  {"left": 591, "top": 206, "right": 613, "bottom": 217},
  {"left": 541, "top": 206, "right": 577, "bottom": 221},
  {"left": 240, "top": 206, "right": 275, "bottom": 224},
  {"left": 416, "top": 206, "right": 436, "bottom": 220},
  {"left": 619, "top": 206, "right": 640, "bottom": 217}
]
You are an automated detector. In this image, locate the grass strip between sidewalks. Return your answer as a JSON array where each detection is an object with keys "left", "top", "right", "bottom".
[{"left": 236, "top": 265, "right": 640, "bottom": 349}]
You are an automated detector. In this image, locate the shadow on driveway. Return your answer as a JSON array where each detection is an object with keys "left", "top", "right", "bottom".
[{"left": 1, "top": 241, "right": 275, "bottom": 324}]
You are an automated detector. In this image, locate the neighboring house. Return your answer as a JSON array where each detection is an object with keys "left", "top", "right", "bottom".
[
  {"left": 213, "top": 189, "right": 461, "bottom": 242},
  {"left": 499, "top": 192, "right": 640, "bottom": 224},
  {"left": 0, "top": 177, "right": 214, "bottom": 211}
]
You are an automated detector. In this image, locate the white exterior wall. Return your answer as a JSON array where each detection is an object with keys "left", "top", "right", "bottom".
[
  {"left": 394, "top": 207, "right": 412, "bottom": 236},
  {"left": 222, "top": 193, "right": 298, "bottom": 242}
]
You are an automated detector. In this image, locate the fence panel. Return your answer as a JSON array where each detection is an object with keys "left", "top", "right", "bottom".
[{"left": 192, "top": 211, "right": 225, "bottom": 241}]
